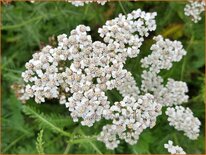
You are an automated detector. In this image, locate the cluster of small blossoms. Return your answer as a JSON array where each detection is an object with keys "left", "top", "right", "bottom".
[
  {"left": 98, "top": 94, "right": 162, "bottom": 149},
  {"left": 141, "top": 72, "right": 189, "bottom": 106},
  {"left": 55, "top": 8, "right": 157, "bottom": 127},
  {"left": 67, "top": 0, "right": 107, "bottom": 6},
  {"left": 21, "top": 45, "right": 60, "bottom": 103},
  {"left": 140, "top": 35, "right": 188, "bottom": 107},
  {"left": 97, "top": 124, "right": 121, "bottom": 149},
  {"left": 20, "top": 9, "right": 157, "bottom": 126},
  {"left": 141, "top": 35, "right": 186, "bottom": 74},
  {"left": 166, "top": 106, "right": 201, "bottom": 140},
  {"left": 184, "top": 0, "right": 205, "bottom": 23},
  {"left": 98, "top": 9, "right": 157, "bottom": 59},
  {"left": 17, "top": 8, "right": 201, "bottom": 151},
  {"left": 140, "top": 33, "right": 200, "bottom": 144},
  {"left": 164, "top": 140, "right": 186, "bottom": 154}
]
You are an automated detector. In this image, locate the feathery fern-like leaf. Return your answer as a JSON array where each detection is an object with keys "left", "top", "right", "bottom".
[
  {"left": 36, "top": 129, "right": 45, "bottom": 154},
  {"left": 22, "top": 105, "right": 72, "bottom": 137}
]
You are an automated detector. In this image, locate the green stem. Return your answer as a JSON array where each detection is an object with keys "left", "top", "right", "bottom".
[
  {"left": 173, "top": 133, "right": 179, "bottom": 145},
  {"left": 78, "top": 129, "right": 103, "bottom": 154},
  {"left": 118, "top": 1, "right": 127, "bottom": 15},
  {"left": 3, "top": 134, "right": 28, "bottom": 153},
  {"left": 162, "top": 24, "right": 183, "bottom": 37},
  {"left": 180, "top": 36, "right": 194, "bottom": 80},
  {"left": 63, "top": 143, "right": 71, "bottom": 154},
  {"left": 70, "top": 136, "right": 97, "bottom": 144},
  {"left": 84, "top": 4, "right": 90, "bottom": 17}
]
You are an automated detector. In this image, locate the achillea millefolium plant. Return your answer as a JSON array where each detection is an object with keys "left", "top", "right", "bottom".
[{"left": 2, "top": 1, "right": 205, "bottom": 154}]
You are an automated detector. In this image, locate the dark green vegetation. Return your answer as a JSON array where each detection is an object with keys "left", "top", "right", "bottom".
[{"left": 2, "top": 1, "right": 205, "bottom": 154}]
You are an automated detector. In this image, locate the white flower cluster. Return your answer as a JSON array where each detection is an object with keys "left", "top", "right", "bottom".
[
  {"left": 21, "top": 46, "right": 60, "bottom": 103},
  {"left": 141, "top": 35, "right": 186, "bottom": 74},
  {"left": 184, "top": 0, "right": 205, "bottom": 23},
  {"left": 140, "top": 36, "right": 188, "bottom": 106},
  {"left": 141, "top": 72, "right": 189, "bottom": 106},
  {"left": 164, "top": 140, "right": 186, "bottom": 154},
  {"left": 98, "top": 94, "right": 162, "bottom": 149},
  {"left": 67, "top": 0, "right": 107, "bottom": 7},
  {"left": 166, "top": 106, "right": 201, "bottom": 140},
  {"left": 160, "top": 79, "right": 189, "bottom": 106},
  {"left": 21, "top": 9, "right": 157, "bottom": 127},
  {"left": 18, "top": 8, "right": 201, "bottom": 151}
]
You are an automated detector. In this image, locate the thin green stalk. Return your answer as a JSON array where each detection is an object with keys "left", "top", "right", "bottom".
[
  {"left": 180, "top": 36, "right": 194, "bottom": 80},
  {"left": 63, "top": 126, "right": 80, "bottom": 154},
  {"left": 3, "top": 134, "right": 28, "bottom": 153},
  {"left": 78, "top": 129, "right": 103, "bottom": 154},
  {"left": 132, "top": 148, "right": 138, "bottom": 154},
  {"left": 63, "top": 143, "right": 71, "bottom": 154},
  {"left": 162, "top": 24, "right": 183, "bottom": 37},
  {"left": 70, "top": 136, "right": 97, "bottom": 144},
  {"left": 118, "top": 1, "right": 127, "bottom": 15},
  {"left": 84, "top": 5, "right": 90, "bottom": 17},
  {"left": 173, "top": 133, "right": 179, "bottom": 145}
]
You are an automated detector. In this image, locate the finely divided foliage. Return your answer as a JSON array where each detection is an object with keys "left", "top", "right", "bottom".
[{"left": 15, "top": 8, "right": 201, "bottom": 152}]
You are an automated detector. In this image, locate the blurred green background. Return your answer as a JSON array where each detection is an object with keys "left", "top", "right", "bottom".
[{"left": 1, "top": 1, "right": 205, "bottom": 154}]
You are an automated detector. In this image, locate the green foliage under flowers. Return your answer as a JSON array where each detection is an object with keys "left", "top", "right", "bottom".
[
  {"left": 2, "top": 1, "right": 205, "bottom": 154},
  {"left": 36, "top": 129, "right": 45, "bottom": 154}
]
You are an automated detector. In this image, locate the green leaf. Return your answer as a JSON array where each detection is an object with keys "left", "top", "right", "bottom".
[
  {"left": 36, "top": 129, "right": 45, "bottom": 154},
  {"left": 22, "top": 105, "right": 72, "bottom": 138}
]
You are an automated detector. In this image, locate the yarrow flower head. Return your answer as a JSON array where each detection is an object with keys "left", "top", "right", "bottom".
[
  {"left": 98, "top": 94, "right": 162, "bottom": 149},
  {"left": 164, "top": 140, "right": 186, "bottom": 154},
  {"left": 16, "top": 8, "right": 201, "bottom": 150},
  {"left": 141, "top": 35, "right": 187, "bottom": 74},
  {"left": 166, "top": 106, "right": 201, "bottom": 140},
  {"left": 184, "top": 0, "right": 205, "bottom": 23},
  {"left": 140, "top": 35, "right": 188, "bottom": 107}
]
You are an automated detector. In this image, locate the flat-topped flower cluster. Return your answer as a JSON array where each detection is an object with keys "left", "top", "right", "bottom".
[
  {"left": 166, "top": 106, "right": 201, "bottom": 140},
  {"left": 164, "top": 140, "right": 186, "bottom": 154},
  {"left": 184, "top": 0, "right": 205, "bottom": 23},
  {"left": 17, "top": 8, "right": 201, "bottom": 152}
]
